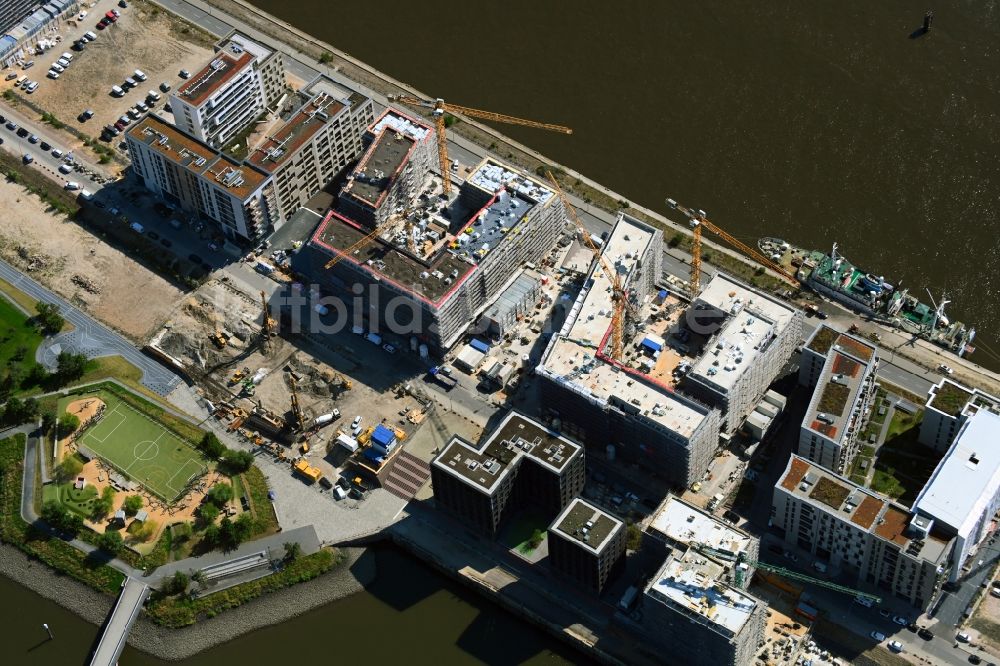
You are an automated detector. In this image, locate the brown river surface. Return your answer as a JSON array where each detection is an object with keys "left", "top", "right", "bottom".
[{"left": 251, "top": 0, "right": 1000, "bottom": 368}]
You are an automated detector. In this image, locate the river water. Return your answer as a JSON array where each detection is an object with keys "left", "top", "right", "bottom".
[
  {"left": 4, "top": 545, "right": 580, "bottom": 665},
  {"left": 250, "top": 0, "right": 1000, "bottom": 369}
]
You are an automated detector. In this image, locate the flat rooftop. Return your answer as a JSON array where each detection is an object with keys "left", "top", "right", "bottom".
[
  {"left": 687, "top": 274, "right": 798, "bottom": 392},
  {"left": 247, "top": 92, "right": 346, "bottom": 173},
  {"left": 127, "top": 115, "right": 268, "bottom": 200},
  {"left": 219, "top": 31, "right": 273, "bottom": 60},
  {"left": 648, "top": 495, "right": 753, "bottom": 557},
  {"left": 368, "top": 108, "right": 432, "bottom": 143},
  {"left": 432, "top": 411, "right": 582, "bottom": 494},
  {"left": 646, "top": 551, "right": 761, "bottom": 637},
  {"left": 345, "top": 128, "right": 417, "bottom": 209},
  {"left": 807, "top": 325, "right": 876, "bottom": 362},
  {"left": 467, "top": 159, "right": 554, "bottom": 205},
  {"left": 177, "top": 46, "right": 256, "bottom": 106},
  {"left": 804, "top": 347, "right": 873, "bottom": 442},
  {"left": 551, "top": 498, "right": 623, "bottom": 554},
  {"left": 777, "top": 455, "right": 950, "bottom": 562},
  {"left": 539, "top": 214, "right": 708, "bottom": 439},
  {"left": 914, "top": 410, "right": 1000, "bottom": 535}
]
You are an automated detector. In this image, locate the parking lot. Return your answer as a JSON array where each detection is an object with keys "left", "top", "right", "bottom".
[{"left": 14, "top": 0, "right": 214, "bottom": 146}]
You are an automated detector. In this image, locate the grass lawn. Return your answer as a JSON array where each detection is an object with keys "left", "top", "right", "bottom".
[
  {"left": 499, "top": 510, "right": 549, "bottom": 555},
  {"left": 42, "top": 482, "right": 98, "bottom": 518},
  {"left": 0, "top": 294, "right": 45, "bottom": 379},
  {"left": 886, "top": 409, "right": 922, "bottom": 440},
  {"left": 870, "top": 408, "right": 937, "bottom": 503},
  {"left": 869, "top": 469, "right": 905, "bottom": 498},
  {"left": 0, "top": 276, "right": 72, "bottom": 333},
  {"left": 58, "top": 388, "right": 206, "bottom": 502}
]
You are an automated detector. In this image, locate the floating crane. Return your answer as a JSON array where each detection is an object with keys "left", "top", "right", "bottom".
[
  {"left": 693, "top": 543, "right": 880, "bottom": 603},
  {"left": 665, "top": 199, "right": 799, "bottom": 295},
  {"left": 547, "top": 171, "right": 632, "bottom": 361},
  {"left": 389, "top": 94, "right": 573, "bottom": 196}
]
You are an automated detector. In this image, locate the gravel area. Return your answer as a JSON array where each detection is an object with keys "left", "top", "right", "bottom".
[{"left": 0, "top": 542, "right": 377, "bottom": 661}]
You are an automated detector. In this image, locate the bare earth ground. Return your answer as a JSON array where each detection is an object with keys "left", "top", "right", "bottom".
[
  {"left": 26, "top": 1, "right": 215, "bottom": 137},
  {"left": 0, "top": 178, "right": 182, "bottom": 339},
  {"left": 60, "top": 397, "right": 105, "bottom": 455}
]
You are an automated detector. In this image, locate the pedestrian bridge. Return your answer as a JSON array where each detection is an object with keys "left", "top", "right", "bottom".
[{"left": 90, "top": 576, "right": 150, "bottom": 666}]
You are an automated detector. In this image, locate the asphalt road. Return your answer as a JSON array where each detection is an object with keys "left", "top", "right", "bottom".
[{"left": 0, "top": 259, "right": 182, "bottom": 395}]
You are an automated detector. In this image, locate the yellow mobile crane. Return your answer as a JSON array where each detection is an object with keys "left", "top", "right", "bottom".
[{"left": 389, "top": 94, "right": 572, "bottom": 196}]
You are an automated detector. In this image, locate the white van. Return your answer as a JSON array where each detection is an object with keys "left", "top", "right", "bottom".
[
  {"left": 60, "top": 51, "right": 73, "bottom": 62},
  {"left": 56, "top": 57, "right": 70, "bottom": 68},
  {"left": 133, "top": 69, "right": 147, "bottom": 81},
  {"left": 146, "top": 89, "right": 161, "bottom": 102},
  {"left": 15, "top": 74, "right": 26, "bottom": 86},
  {"left": 84, "top": 31, "right": 97, "bottom": 41},
  {"left": 111, "top": 85, "right": 124, "bottom": 96},
  {"left": 130, "top": 222, "right": 144, "bottom": 234}
]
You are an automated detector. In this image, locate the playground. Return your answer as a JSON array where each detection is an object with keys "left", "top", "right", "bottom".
[{"left": 61, "top": 390, "right": 205, "bottom": 502}]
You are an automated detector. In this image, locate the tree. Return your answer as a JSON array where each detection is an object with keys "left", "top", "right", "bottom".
[
  {"left": 201, "top": 523, "right": 221, "bottom": 548},
  {"left": 41, "top": 411, "right": 56, "bottom": 433},
  {"left": 57, "top": 412, "right": 80, "bottom": 434},
  {"left": 92, "top": 486, "right": 116, "bottom": 521},
  {"left": 55, "top": 352, "right": 87, "bottom": 384},
  {"left": 123, "top": 495, "right": 143, "bottom": 515},
  {"left": 626, "top": 523, "right": 643, "bottom": 551},
  {"left": 233, "top": 512, "right": 253, "bottom": 543},
  {"left": 191, "top": 569, "right": 207, "bottom": 590},
  {"left": 34, "top": 302, "right": 64, "bottom": 335},
  {"left": 41, "top": 500, "right": 82, "bottom": 535},
  {"left": 24, "top": 364, "right": 49, "bottom": 388},
  {"left": 55, "top": 454, "right": 84, "bottom": 482},
  {"left": 2, "top": 395, "right": 38, "bottom": 425},
  {"left": 220, "top": 449, "right": 254, "bottom": 474},
  {"left": 283, "top": 541, "right": 301, "bottom": 562},
  {"left": 96, "top": 530, "right": 124, "bottom": 555},
  {"left": 206, "top": 483, "right": 233, "bottom": 506},
  {"left": 198, "top": 502, "right": 219, "bottom": 525},
  {"left": 219, "top": 516, "right": 236, "bottom": 548},
  {"left": 198, "top": 432, "right": 226, "bottom": 459},
  {"left": 171, "top": 571, "right": 189, "bottom": 595},
  {"left": 528, "top": 528, "right": 544, "bottom": 549}
]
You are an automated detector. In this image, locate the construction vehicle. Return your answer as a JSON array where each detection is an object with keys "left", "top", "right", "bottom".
[
  {"left": 210, "top": 327, "right": 228, "bottom": 349},
  {"left": 259, "top": 290, "right": 275, "bottom": 350},
  {"left": 693, "top": 543, "right": 880, "bottom": 603},
  {"left": 293, "top": 458, "right": 323, "bottom": 484},
  {"left": 547, "top": 171, "right": 635, "bottom": 361},
  {"left": 240, "top": 377, "right": 255, "bottom": 397},
  {"left": 287, "top": 373, "right": 304, "bottom": 432},
  {"left": 665, "top": 199, "right": 799, "bottom": 295},
  {"left": 229, "top": 366, "right": 251, "bottom": 386},
  {"left": 388, "top": 94, "right": 572, "bottom": 196}
]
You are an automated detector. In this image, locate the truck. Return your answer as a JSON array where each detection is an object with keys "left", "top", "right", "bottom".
[
  {"left": 619, "top": 585, "right": 639, "bottom": 610},
  {"left": 428, "top": 366, "right": 457, "bottom": 391},
  {"left": 292, "top": 458, "right": 323, "bottom": 484}
]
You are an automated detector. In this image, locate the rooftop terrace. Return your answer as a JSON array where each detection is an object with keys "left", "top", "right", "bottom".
[
  {"left": 177, "top": 46, "right": 256, "bottom": 106},
  {"left": 687, "top": 275, "right": 798, "bottom": 392},
  {"left": 648, "top": 496, "right": 753, "bottom": 557},
  {"left": 646, "top": 552, "right": 761, "bottom": 636},
  {"left": 539, "top": 214, "right": 708, "bottom": 438},
  {"left": 807, "top": 325, "right": 876, "bottom": 362},
  {"left": 432, "top": 412, "right": 582, "bottom": 494},
  {"left": 127, "top": 115, "right": 268, "bottom": 199},
  {"left": 777, "top": 455, "right": 950, "bottom": 562},
  {"left": 551, "top": 498, "right": 623, "bottom": 554},
  {"left": 804, "top": 347, "right": 872, "bottom": 442},
  {"left": 368, "top": 108, "right": 432, "bottom": 143},
  {"left": 247, "top": 92, "right": 346, "bottom": 173}
]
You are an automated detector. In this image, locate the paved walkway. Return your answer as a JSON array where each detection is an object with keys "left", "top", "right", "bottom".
[
  {"left": 89, "top": 577, "right": 150, "bottom": 666},
  {"left": 0, "top": 259, "right": 182, "bottom": 396}
]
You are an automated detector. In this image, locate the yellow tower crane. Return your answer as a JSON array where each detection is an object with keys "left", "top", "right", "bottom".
[
  {"left": 323, "top": 222, "right": 391, "bottom": 270},
  {"left": 547, "top": 171, "right": 629, "bottom": 362},
  {"left": 389, "top": 95, "right": 573, "bottom": 196},
  {"left": 666, "top": 200, "right": 799, "bottom": 294}
]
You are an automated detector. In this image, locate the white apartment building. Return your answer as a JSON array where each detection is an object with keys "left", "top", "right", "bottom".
[
  {"left": 773, "top": 455, "right": 952, "bottom": 609},
  {"left": 126, "top": 115, "right": 275, "bottom": 241},
  {"left": 797, "top": 336, "right": 878, "bottom": 475},
  {"left": 683, "top": 274, "right": 802, "bottom": 434},
  {"left": 171, "top": 38, "right": 274, "bottom": 149}
]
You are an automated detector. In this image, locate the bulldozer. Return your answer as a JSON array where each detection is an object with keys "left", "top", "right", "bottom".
[
  {"left": 229, "top": 366, "right": 251, "bottom": 386},
  {"left": 210, "top": 328, "right": 228, "bottom": 349}
]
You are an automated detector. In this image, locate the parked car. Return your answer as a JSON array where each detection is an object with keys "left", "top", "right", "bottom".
[
  {"left": 64, "top": 181, "right": 80, "bottom": 190},
  {"left": 854, "top": 596, "right": 875, "bottom": 608},
  {"left": 28, "top": 134, "right": 38, "bottom": 143},
  {"left": 879, "top": 609, "right": 891, "bottom": 618},
  {"left": 887, "top": 640, "right": 903, "bottom": 653},
  {"left": 870, "top": 631, "right": 886, "bottom": 642},
  {"left": 382, "top": 343, "right": 397, "bottom": 354},
  {"left": 50, "top": 148, "right": 62, "bottom": 158},
  {"left": 78, "top": 109, "right": 93, "bottom": 122},
  {"left": 25, "top": 81, "right": 37, "bottom": 93},
  {"left": 918, "top": 628, "right": 934, "bottom": 640},
  {"left": 22, "top": 154, "right": 32, "bottom": 164},
  {"left": 179, "top": 68, "right": 191, "bottom": 79},
  {"left": 938, "top": 364, "right": 954, "bottom": 375},
  {"left": 957, "top": 632, "right": 971, "bottom": 643},
  {"left": 39, "top": 141, "right": 49, "bottom": 150},
  {"left": 968, "top": 655, "right": 982, "bottom": 665},
  {"left": 58, "top": 164, "right": 72, "bottom": 174},
  {"left": 892, "top": 615, "right": 908, "bottom": 626}
]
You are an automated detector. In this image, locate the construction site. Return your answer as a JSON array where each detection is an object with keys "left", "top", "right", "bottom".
[{"left": 146, "top": 276, "right": 431, "bottom": 498}]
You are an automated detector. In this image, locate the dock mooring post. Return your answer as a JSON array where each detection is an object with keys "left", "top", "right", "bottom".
[
  {"left": 43, "top": 623, "right": 53, "bottom": 640},
  {"left": 923, "top": 10, "right": 934, "bottom": 32}
]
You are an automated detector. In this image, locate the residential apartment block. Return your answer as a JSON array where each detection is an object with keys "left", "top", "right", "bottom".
[
  {"left": 126, "top": 115, "right": 275, "bottom": 241},
  {"left": 246, "top": 77, "right": 374, "bottom": 222},
  {"left": 773, "top": 455, "right": 952, "bottom": 609},
  {"left": 547, "top": 498, "right": 626, "bottom": 594},
  {"left": 430, "top": 411, "right": 585, "bottom": 538},
  {"left": 642, "top": 497, "right": 767, "bottom": 666},
  {"left": 537, "top": 213, "right": 723, "bottom": 488},
  {"left": 0, "top": 0, "right": 72, "bottom": 66},
  {"left": 171, "top": 33, "right": 283, "bottom": 148},
  {"left": 797, "top": 331, "right": 878, "bottom": 475},
  {"left": 683, "top": 274, "right": 802, "bottom": 434},
  {"left": 919, "top": 378, "right": 1000, "bottom": 452}
]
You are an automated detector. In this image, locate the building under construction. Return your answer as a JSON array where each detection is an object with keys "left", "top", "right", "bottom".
[
  {"left": 536, "top": 213, "right": 722, "bottom": 488},
  {"left": 294, "top": 153, "right": 565, "bottom": 351}
]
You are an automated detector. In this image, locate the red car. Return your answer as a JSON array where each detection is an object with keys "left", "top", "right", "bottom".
[
  {"left": 96, "top": 18, "right": 109, "bottom": 29},
  {"left": 105, "top": 11, "right": 117, "bottom": 22}
]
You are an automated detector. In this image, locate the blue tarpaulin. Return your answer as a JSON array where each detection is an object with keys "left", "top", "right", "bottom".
[
  {"left": 641, "top": 337, "right": 663, "bottom": 352},
  {"left": 371, "top": 424, "right": 395, "bottom": 448},
  {"left": 469, "top": 338, "right": 490, "bottom": 353}
]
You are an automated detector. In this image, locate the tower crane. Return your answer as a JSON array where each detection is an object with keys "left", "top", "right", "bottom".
[
  {"left": 389, "top": 94, "right": 573, "bottom": 196},
  {"left": 665, "top": 199, "right": 799, "bottom": 295},
  {"left": 693, "top": 543, "right": 881, "bottom": 603},
  {"left": 323, "top": 222, "right": 392, "bottom": 270},
  {"left": 546, "top": 171, "right": 632, "bottom": 362}
]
